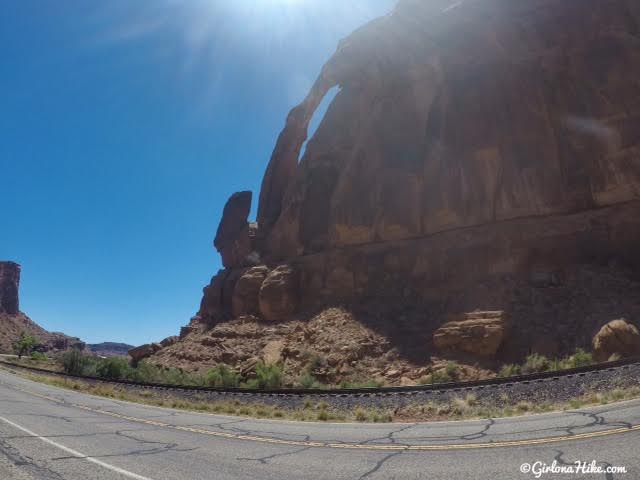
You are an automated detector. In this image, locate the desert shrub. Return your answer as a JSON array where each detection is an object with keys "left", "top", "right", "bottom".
[
  {"left": 444, "top": 361, "right": 459, "bottom": 379},
  {"left": 451, "top": 394, "right": 477, "bottom": 414},
  {"left": 498, "top": 364, "right": 521, "bottom": 377},
  {"left": 205, "top": 364, "right": 240, "bottom": 388},
  {"left": 60, "top": 350, "right": 97, "bottom": 376},
  {"left": 297, "top": 372, "right": 326, "bottom": 389},
  {"left": 522, "top": 353, "right": 550, "bottom": 374},
  {"left": 354, "top": 408, "right": 368, "bottom": 422},
  {"left": 304, "top": 353, "right": 326, "bottom": 373},
  {"left": 547, "top": 348, "right": 594, "bottom": 371},
  {"left": 548, "top": 358, "right": 566, "bottom": 371},
  {"left": 13, "top": 332, "right": 38, "bottom": 359},
  {"left": 317, "top": 410, "right": 329, "bottom": 421},
  {"left": 298, "top": 372, "right": 317, "bottom": 389},
  {"left": 463, "top": 393, "right": 477, "bottom": 406},
  {"left": 421, "top": 364, "right": 457, "bottom": 385},
  {"left": 96, "top": 357, "right": 133, "bottom": 380},
  {"left": 162, "top": 367, "right": 198, "bottom": 386},
  {"left": 130, "top": 361, "right": 163, "bottom": 383},
  {"left": 516, "top": 401, "right": 532, "bottom": 412},
  {"left": 295, "top": 353, "right": 329, "bottom": 389},
  {"left": 566, "top": 348, "right": 593, "bottom": 368},
  {"left": 245, "top": 361, "right": 283, "bottom": 389},
  {"left": 29, "top": 351, "right": 47, "bottom": 362}
]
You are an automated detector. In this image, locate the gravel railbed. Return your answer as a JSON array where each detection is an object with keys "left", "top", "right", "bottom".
[{"left": 3, "top": 361, "right": 639, "bottom": 411}]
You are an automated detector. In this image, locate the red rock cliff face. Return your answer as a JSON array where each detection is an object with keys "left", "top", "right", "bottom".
[
  {"left": 258, "top": 0, "right": 640, "bottom": 259},
  {"left": 0, "top": 262, "right": 86, "bottom": 354},
  {"left": 0, "top": 262, "right": 20, "bottom": 315},
  {"left": 186, "top": 0, "right": 640, "bottom": 361}
]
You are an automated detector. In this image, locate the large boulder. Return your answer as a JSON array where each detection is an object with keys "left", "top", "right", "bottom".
[
  {"left": 592, "top": 319, "right": 640, "bottom": 362},
  {"left": 214, "top": 191, "right": 253, "bottom": 268},
  {"left": 259, "top": 265, "right": 298, "bottom": 321},
  {"left": 128, "top": 343, "right": 161, "bottom": 366},
  {"left": 232, "top": 266, "right": 270, "bottom": 317},
  {"left": 160, "top": 336, "right": 179, "bottom": 348},
  {"left": 433, "top": 311, "right": 508, "bottom": 357}
]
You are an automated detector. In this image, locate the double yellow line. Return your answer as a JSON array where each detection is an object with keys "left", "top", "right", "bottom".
[{"left": 5, "top": 380, "right": 640, "bottom": 451}]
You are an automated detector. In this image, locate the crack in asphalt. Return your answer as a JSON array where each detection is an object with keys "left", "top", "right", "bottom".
[
  {"left": 184, "top": 419, "right": 321, "bottom": 443},
  {"left": 49, "top": 428, "right": 198, "bottom": 462},
  {"left": 361, "top": 423, "right": 415, "bottom": 445},
  {"left": 0, "top": 436, "right": 66, "bottom": 480},
  {"left": 237, "top": 446, "right": 312, "bottom": 465},
  {"left": 358, "top": 450, "right": 404, "bottom": 479},
  {"left": 554, "top": 450, "right": 619, "bottom": 480},
  {"left": 461, "top": 418, "right": 495, "bottom": 440},
  {"left": 571, "top": 411, "right": 633, "bottom": 432}
]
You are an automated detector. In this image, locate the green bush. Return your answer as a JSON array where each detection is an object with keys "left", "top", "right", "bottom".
[
  {"left": 60, "top": 350, "right": 97, "bottom": 376},
  {"left": 294, "top": 352, "right": 330, "bottom": 389},
  {"left": 548, "top": 358, "right": 565, "bottom": 371},
  {"left": 29, "top": 351, "right": 47, "bottom": 362},
  {"left": 499, "top": 348, "right": 595, "bottom": 378},
  {"left": 420, "top": 362, "right": 459, "bottom": 385},
  {"left": 130, "top": 361, "right": 163, "bottom": 383},
  {"left": 304, "top": 353, "right": 326, "bottom": 373},
  {"left": 96, "top": 357, "right": 133, "bottom": 380},
  {"left": 566, "top": 348, "right": 594, "bottom": 368},
  {"left": 522, "top": 353, "right": 550, "bottom": 374},
  {"left": 13, "top": 332, "right": 38, "bottom": 359},
  {"left": 297, "top": 372, "right": 326, "bottom": 389},
  {"left": 444, "top": 361, "right": 459, "bottom": 379},
  {"left": 245, "top": 361, "right": 283, "bottom": 389},
  {"left": 163, "top": 367, "right": 192, "bottom": 385},
  {"left": 205, "top": 364, "right": 240, "bottom": 388},
  {"left": 498, "top": 364, "right": 522, "bottom": 377}
]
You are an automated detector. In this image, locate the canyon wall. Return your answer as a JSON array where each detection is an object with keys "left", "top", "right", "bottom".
[{"left": 165, "top": 0, "right": 640, "bottom": 368}]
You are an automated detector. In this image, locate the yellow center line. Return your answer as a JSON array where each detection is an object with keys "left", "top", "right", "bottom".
[{"left": 4, "top": 380, "right": 640, "bottom": 451}]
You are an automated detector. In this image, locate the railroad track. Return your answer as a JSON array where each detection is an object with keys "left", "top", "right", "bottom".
[{"left": 1, "top": 356, "right": 639, "bottom": 398}]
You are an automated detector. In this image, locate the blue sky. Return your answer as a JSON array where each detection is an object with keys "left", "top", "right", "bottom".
[{"left": 1, "top": 0, "right": 395, "bottom": 345}]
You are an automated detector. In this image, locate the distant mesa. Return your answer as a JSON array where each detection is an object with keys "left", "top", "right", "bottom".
[{"left": 88, "top": 342, "right": 135, "bottom": 358}]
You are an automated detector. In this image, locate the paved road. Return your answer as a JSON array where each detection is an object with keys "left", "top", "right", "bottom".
[{"left": 0, "top": 369, "right": 638, "bottom": 479}]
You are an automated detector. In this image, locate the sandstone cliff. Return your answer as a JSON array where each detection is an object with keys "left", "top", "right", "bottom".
[
  {"left": 151, "top": 0, "right": 640, "bottom": 382},
  {"left": 0, "top": 262, "right": 85, "bottom": 354}
]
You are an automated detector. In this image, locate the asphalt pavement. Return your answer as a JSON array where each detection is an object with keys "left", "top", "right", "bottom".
[{"left": 0, "top": 368, "right": 638, "bottom": 479}]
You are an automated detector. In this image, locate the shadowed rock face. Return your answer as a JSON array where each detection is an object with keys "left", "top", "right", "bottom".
[
  {"left": 214, "top": 191, "right": 253, "bottom": 268},
  {"left": 128, "top": 343, "right": 161, "bottom": 366},
  {"left": 0, "top": 262, "right": 20, "bottom": 315},
  {"left": 257, "top": 0, "right": 640, "bottom": 259}
]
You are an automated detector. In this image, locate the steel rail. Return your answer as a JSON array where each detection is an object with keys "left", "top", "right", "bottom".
[{"left": 1, "top": 356, "right": 638, "bottom": 397}]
